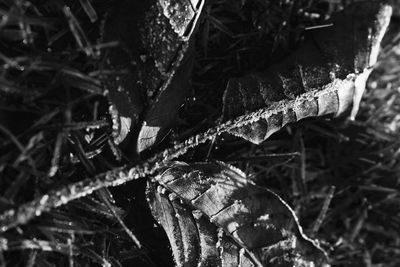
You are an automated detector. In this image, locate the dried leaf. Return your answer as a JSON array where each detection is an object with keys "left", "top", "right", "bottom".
[
  {"left": 147, "top": 162, "right": 328, "bottom": 266},
  {"left": 137, "top": 51, "right": 194, "bottom": 152},
  {"left": 101, "top": 0, "right": 204, "bottom": 147},
  {"left": 222, "top": 2, "right": 392, "bottom": 144}
]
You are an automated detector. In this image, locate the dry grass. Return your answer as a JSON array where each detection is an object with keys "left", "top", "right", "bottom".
[{"left": 0, "top": 0, "right": 399, "bottom": 266}]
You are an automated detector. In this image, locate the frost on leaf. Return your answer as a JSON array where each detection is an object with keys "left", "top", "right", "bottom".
[
  {"left": 147, "top": 162, "right": 329, "bottom": 266},
  {"left": 222, "top": 2, "right": 392, "bottom": 144},
  {"left": 101, "top": 0, "right": 204, "bottom": 149}
]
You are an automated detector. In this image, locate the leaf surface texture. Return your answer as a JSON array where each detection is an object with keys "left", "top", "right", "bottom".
[{"left": 148, "top": 162, "right": 328, "bottom": 266}]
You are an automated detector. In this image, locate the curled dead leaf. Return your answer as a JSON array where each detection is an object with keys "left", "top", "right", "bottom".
[
  {"left": 222, "top": 2, "right": 392, "bottom": 144},
  {"left": 101, "top": 0, "right": 204, "bottom": 149},
  {"left": 147, "top": 161, "right": 329, "bottom": 266}
]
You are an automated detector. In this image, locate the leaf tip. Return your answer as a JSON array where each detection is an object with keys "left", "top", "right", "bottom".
[{"left": 137, "top": 124, "right": 162, "bottom": 153}]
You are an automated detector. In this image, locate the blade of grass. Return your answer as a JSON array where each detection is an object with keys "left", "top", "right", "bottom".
[{"left": 78, "top": 0, "right": 97, "bottom": 23}]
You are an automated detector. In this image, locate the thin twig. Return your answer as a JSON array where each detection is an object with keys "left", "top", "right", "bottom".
[{"left": 0, "top": 84, "right": 353, "bottom": 232}]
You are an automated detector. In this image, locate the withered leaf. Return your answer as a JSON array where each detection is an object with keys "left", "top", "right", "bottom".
[
  {"left": 147, "top": 162, "right": 328, "bottom": 266},
  {"left": 101, "top": 0, "right": 204, "bottom": 148},
  {"left": 222, "top": 2, "right": 392, "bottom": 144},
  {"left": 137, "top": 49, "right": 195, "bottom": 153}
]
